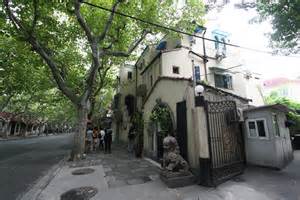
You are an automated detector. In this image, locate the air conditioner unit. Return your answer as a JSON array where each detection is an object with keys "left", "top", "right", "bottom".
[{"left": 215, "top": 49, "right": 224, "bottom": 61}]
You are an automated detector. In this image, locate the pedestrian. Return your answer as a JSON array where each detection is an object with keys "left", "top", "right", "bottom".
[
  {"left": 92, "top": 127, "right": 99, "bottom": 151},
  {"left": 99, "top": 127, "right": 105, "bottom": 150},
  {"left": 127, "top": 124, "right": 136, "bottom": 153},
  {"left": 86, "top": 126, "right": 93, "bottom": 153},
  {"left": 104, "top": 125, "right": 112, "bottom": 154}
]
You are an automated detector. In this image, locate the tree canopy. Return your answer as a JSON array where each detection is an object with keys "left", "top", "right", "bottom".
[
  {"left": 2, "top": 0, "right": 205, "bottom": 159},
  {"left": 265, "top": 91, "right": 300, "bottom": 133},
  {"left": 257, "top": 0, "right": 300, "bottom": 54}
]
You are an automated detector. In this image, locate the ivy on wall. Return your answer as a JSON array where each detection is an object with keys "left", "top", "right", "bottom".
[{"left": 149, "top": 106, "right": 173, "bottom": 136}]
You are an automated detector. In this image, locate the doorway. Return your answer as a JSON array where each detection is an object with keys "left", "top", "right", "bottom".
[{"left": 150, "top": 103, "right": 174, "bottom": 161}]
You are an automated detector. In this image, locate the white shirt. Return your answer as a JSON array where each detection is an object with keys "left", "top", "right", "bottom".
[{"left": 100, "top": 130, "right": 105, "bottom": 140}]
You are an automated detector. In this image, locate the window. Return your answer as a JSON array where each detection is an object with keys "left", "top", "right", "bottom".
[
  {"left": 173, "top": 66, "right": 179, "bottom": 74},
  {"left": 150, "top": 75, "right": 153, "bottom": 86},
  {"left": 127, "top": 71, "right": 132, "bottom": 80},
  {"left": 246, "top": 119, "right": 268, "bottom": 139},
  {"left": 248, "top": 121, "right": 256, "bottom": 137},
  {"left": 214, "top": 74, "right": 232, "bottom": 89},
  {"left": 256, "top": 120, "right": 266, "bottom": 137},
  {"left": 214, "top": 35, "right": 227, "bottom": 56},
  {"left": 194, "top": 65, "right": 201, "bottom": 82},
  {"left": 272, "top": 114, "right": 280, "bottom": 137}
]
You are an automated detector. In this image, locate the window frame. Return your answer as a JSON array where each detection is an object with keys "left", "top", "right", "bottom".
[
  {"left": 194, "top": 65, "right": 201, "bottom": 82},
  {"left": 172, "top": 66, "right": 180, "bottom": 74},
  {"left": 272, "top": 113, "right": 281, "bottom": 137},
  {"left": 214, "top": 73, "right": 233, "bottom": 90},
  {"left": 246, "top": 118, "right": 269, "bottom": 140},
  {"left": 127, "top": 71, "right": 133, "bottom": 80}
]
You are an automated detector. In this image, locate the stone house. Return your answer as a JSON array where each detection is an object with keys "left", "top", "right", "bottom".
[{"left": 112, "top": 29, "right": 276, "bottom": 185}]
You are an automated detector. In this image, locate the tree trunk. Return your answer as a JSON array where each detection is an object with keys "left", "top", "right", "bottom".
[{"left": 70, "top": 103, "right": 88, "bottom": 161}]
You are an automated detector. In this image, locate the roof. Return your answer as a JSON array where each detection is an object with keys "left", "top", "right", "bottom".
[
  {"left": 197, "top": 82, "right": 252, "bottom": 102},
  {"left": 244, "top": 104, "right": 292, "bottom": 113},
  {"left": 142, "top": 77, "right": 251, "bottom": 107}
]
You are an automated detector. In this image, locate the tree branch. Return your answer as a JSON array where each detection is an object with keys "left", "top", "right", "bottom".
[
  {"left": 29, "top": 0, "right": 39, "bottom": 34},
  {"left": 3, "top": 0, "right": 80, "bottom": 105},
  {"left": 74, "top": 0, "right": 93, "bottom": 43},
  {"left": 97, "top": 0, "right": 121, "bottom": 42},
  {"left": 0, "top": 93, "right": 14, "bottom": 112},
  {"left": 104, "top": 30, "right": 149, "bottom": 57}
]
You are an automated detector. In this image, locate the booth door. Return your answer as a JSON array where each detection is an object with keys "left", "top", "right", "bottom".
[{"left": 274, "top": 114, "right": 293, "bottom": 166}]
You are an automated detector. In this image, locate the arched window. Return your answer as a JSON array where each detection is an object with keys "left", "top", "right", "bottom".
[{"left": 125, "top": 95, "right": 135, "bottom": 117}]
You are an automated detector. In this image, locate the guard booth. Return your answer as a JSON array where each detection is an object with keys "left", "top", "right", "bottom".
[{"left": 243, "top": 104, "right": 293, "bottom": 169}]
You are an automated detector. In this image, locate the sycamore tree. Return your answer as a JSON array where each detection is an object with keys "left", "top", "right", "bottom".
[
  {"left": 2, "top": 0, "right": 205, "bottom": 160},
  {"left": 265, "top": 91, "right": 300, "bottom": 134},
  {"left": 257, "top": 0, "right": 300, "bottom": 54},
  {"left": 0, "top": 25, "right": 80, "bottom": 129}
]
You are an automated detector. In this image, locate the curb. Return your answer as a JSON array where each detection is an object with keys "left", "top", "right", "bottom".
[
  {"left": 0, "top": 135, "right": 45, "bottom": 142},
  {"left": 0, "top": 133, "right": 72, "bottom": 142},
  {"left": 17, "top": 156, "right": 68, "bottom": 200}
]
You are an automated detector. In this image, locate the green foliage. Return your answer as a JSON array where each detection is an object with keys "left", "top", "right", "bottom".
[
  {"left": 150, "top": 105, "right": 173, "bottom": 135},
  {"left": 257, "top": 0, "right": 300, "bottom": 54},
  {"left": 0, "top": 25, "right": 78, "bottom": 125},
  {"left": 1, "top": 0, "right": 205, "bottom": 129},
  {"left": 265, "top": 91, "right": 300, "bottom": 133}
]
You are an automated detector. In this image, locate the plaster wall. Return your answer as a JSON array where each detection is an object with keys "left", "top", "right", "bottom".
[
  {"left": 161, "top": 49, "right": 193, "bottom": 79},
  {"left": 142, "top": 79, "right": 202, "bottom": 168}
]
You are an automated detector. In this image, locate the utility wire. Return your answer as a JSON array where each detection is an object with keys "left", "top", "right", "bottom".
[
  {"left": 82, "top": 1, "right": 300, "bottom": 58},
  {"left": 199, "top": 64, "right": 243, "bottom": 77}
]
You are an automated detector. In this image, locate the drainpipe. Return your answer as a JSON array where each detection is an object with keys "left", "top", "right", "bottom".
[{"left": 202, "top": 28, "right": 208, "bottom": 82}]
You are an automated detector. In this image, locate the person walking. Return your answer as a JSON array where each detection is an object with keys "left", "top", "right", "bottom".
[
  {"left": 99, "top": 127, "right": 105, "bottom": 150},
  {"left": 104, "top": 125, "right": 112, "bottom": 154},
  {"left": 127, "top": 124, "right": 136, "bottom": 153},
  {"left": 86, "top": 127, "right": 93, "bottom": 153},
  {"left": 92, "top": 127, "right": 99, "bottom": 151}
]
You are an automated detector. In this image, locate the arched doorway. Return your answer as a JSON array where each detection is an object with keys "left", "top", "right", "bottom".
[
  {"left": 149, "top": 102, "right": 174, "bottom": 160},
  {"left": 125, "top": 95, "right": 135, "bottom": 118}
]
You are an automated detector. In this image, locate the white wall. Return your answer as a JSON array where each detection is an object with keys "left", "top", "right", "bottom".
[
  {"left": 142, "top": 78, "right": 203, "bottom": 168},
  {"left": 161, "top": 49, "right": 193, "bottom": 79}
]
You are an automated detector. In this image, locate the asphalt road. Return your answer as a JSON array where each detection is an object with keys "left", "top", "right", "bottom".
[{"left": 0, "top": 134, "right": 73, "bottom": 200}]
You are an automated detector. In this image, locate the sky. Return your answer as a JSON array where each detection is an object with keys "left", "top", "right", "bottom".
[{"left": 205, "top": 0, "right": 300, "bottom": 80}]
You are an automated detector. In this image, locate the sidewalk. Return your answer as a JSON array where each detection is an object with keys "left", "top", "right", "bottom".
[{"left": 26, "top": 146, "right": 300, "bottom": 200}]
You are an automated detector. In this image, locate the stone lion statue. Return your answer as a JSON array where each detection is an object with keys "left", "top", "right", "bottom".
[{"left": 162, "top": 134, "right": 189, "bottom": 173}]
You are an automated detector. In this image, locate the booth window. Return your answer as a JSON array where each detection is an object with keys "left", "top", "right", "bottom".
[
  {"left": 247, "top": 119, "right": 268, "bottom": 139},
  {"left": 272, "top": 114, "right": 280, "bottom": 137},
  {"left": 256, "top": 120, "right": 266, "bottom": 137},
  {"left": 248, "top": 121, "right": 256, "bottom": 137}
]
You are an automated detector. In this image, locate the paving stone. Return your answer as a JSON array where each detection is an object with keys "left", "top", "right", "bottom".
[
  {"left": 105, "top": 175, "right": 116, "bottom": 182},
  {"left": 126, "top": 178, "right": 145, "bottom": 185},
  {"left": 103, "top": 167, "right": 112, "bottom": 172},
  {"left": 149, "top": 174, "right": 160, "bottom": 181},
  {"left": 84, "top": 145, "right": 160, "bottom": 189},
  {"left": 108, "top": 180, "right": 128, "bottom": 188}
]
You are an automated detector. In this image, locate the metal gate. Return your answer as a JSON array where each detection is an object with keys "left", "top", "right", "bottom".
[{"left": 205, "top": 100, "right": 245, "bottom": 186}]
